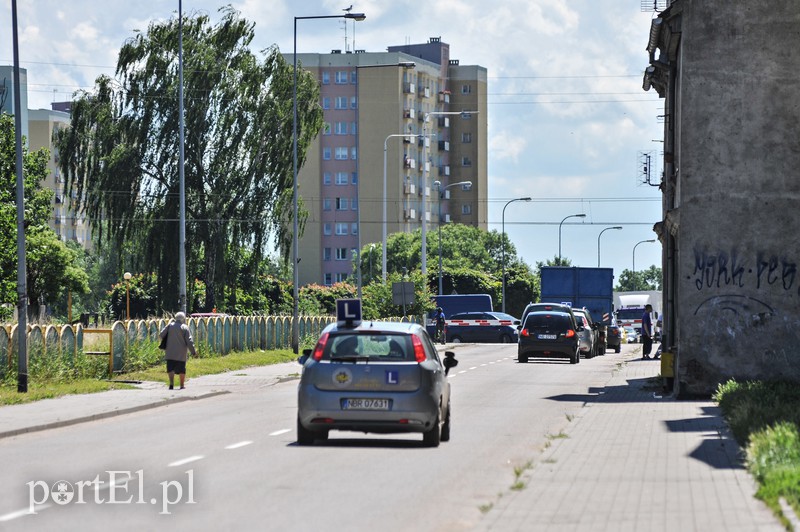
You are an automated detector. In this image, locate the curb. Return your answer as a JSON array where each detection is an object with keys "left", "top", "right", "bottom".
[{"left": 0, "top": 390, "right": 229, "bottom": 440}]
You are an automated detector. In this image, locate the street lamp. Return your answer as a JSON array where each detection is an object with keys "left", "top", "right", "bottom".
[
  {"left": 383, "top": 133, "right": 420, "bottom": 281},
  {"left": 124, "top": 272, "right": 132, "bottom": 320},
  {"left": 633, "top": 239, "right": 656, "bottom": 291},
  {"left": 420, "top": 110, "right": 478, "bottom": 278},
  {"left": 597, "top": 226, "right": 623, "bottom": 267},
  {"left": 433, "top": 180, "right": 472, "bottom": 295},
  {"left": 502, "top": 197, "right": 531, "bottom": 313},
  {"left": 292, "top": 11, "right": 366, "bottom": 354},
  {"left": 558, "top": 213, "right": 587, "bottom": 263}
]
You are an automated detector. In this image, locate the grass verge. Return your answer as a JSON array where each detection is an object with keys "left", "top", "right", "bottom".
[{"left": 714, "top": 379, "right": 800, "bottom": 528}]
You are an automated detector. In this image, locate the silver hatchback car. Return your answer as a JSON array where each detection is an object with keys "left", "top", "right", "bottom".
[{"left": 297, "top": 320, "right": 458, "bottom": 447}]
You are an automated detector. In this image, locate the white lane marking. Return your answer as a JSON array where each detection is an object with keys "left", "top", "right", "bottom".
[
  {"left": 225, "top": 440, "right": 254, "bottom": 449},
  {"left": 269, "top": 429, "right": 291, "bottom": 437},
  {"left": 469, "top": 366, "right": 478, "bottom": 370},
  {"left": 0, "top": 505, "right": 50, "bottom": 522},
  {"left": 458, "top": 370, "right": 467, "bottom": 374},
  {"left": 480, "top": 363, "right": 487, "bottom": 367},
  {"left": 168, "top": 455, "right": 204, "bottom": 467}
]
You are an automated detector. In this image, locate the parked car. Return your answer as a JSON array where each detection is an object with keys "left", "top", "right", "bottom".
[
  {"left": 518, "top": 311, "right": 581, "bottom": 364},
  {"left": 606, "top": 322, "right": 622, "bottom": 353},
  {"left": 571, "top": 312, "right": 595, "bottom": 359},
  {"left": 624, "top": 326, "right": 640, "bottom": 343},
  {"left": 571, "top": 307, "right": 602, "bottom": 358},
  {"left": 297, "top": 319, "right": 458, "bottom": 447},
  {"left": 446, "top": 311, "right": 520, "bottom": 343}
]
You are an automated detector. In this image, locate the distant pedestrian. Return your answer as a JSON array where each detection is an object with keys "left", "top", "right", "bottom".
[
  {"left": 435, "top": 307, "right": 446, "bottom": 344},
  {"left": 159, "top": 312, "right": 197, "bottom": 390},
  {"left": 641, "top": 304, "right": 654, "bottom": 359}
]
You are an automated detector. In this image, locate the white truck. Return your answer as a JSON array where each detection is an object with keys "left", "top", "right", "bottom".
[{"left": 613, "top": 291, "right": 663, "bottom": 339}]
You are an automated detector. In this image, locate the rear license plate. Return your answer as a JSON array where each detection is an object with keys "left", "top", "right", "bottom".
[
  {"left": 538, "top": 334, "right": 557, "bottom": 340},
  {"left": 342, "top": 398, "right": 390, "bottom": 410}
]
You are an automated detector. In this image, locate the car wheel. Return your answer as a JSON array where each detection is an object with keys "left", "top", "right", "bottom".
[
  {"left": 423, "top": 415, "right": 441, "bottom": 447},
  {"left": 450, "top": 336, "right": 463, "bottom": 344},
  {"left": 297, "top": 417, "right": 316, "bottom": 446},
  {"left": 518, "top": 354, "right": 529, "bottom": 363},
  {"left": 500, "top": 334, "right": 512, "bottom": 343},
  {"left": 570, "top": 349, "right": 578, "bottom": 364},
  {"left": 615, "top": 345, "right": 621, "bottom": 353},
  {"left": 440, "top": 402, "right": 451, "bottom": 442}
]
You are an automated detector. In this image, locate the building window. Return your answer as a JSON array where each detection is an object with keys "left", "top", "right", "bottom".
[
  {"left": 335, "top": 223, "right": 348, "bottom": 235},
  {"left": 323, "top": 147, "right": 332, "bottom": 160},
  {"left": 322, "top": 71, "right": 330, "bottom": 85},
  {"left": 351, "top": 198, "right": 357, "bottom": 210},
  {"left": 335, "top": 122, "right": 348, "bottom": 135},
  {"left": 462, "top": 156, "right": 472, "bottom": 167},
  {"left": 323, "top": 122, "right": 331, "bottom": 135},
  {"left": 350, "top": 96, "right": 357, "bottom": 109},
  {"left": 323, "top": 198, "right": 332, "bottom": 211},
  {"left": 336, "top": 273, "right": 348, "bottom": 283},
  {"left": 324, "top": 223, "right": 332, "bottom": 235},
  {"left": 336, "top": 172, "right": 348, "bottom": 185},
  {"left": 351, "top": 223, "right": 358, "bottom": 235},
  {"left": 335, "top": 71, "right": 348, "bottom": 84},
  {"left": 336, "top": 197, "right": 348, "bottom": 210},
  {"left": 324, "top": 273, "right": 333, "bottom": 286},
  {"left": 462, "top": 204, "right": 472, "bottom": 215},
  {"left": 461, "top": 84, "right": 472, "bottom": 94},
  {"left": 335, "top": 147, "right": 348, "bottom": 160},
  {"left": 351, "top": 172, "right": 358, "bottom": 185},
  {"left": 322, "top": 97, "right": 331, "bottom": 110},
  {"left": 323, "top": 172, "right": 332, "bottom": 185},
  {"left": 323, "top": 248, "right": 332, "bottom": 261},
  {"left": 462, "top": 132, "right": 472, "bottom": 143},
  {"left": 350, "top": 122, "right": 357, "bottom": 135},
  {"left": 351, "top": 147, "right": 358, "bottom": 160},
  {"left": 350, "top": 70, "right": 357, "bottom": 84},
  {"left": 336, "top": 248, "right": 348, "bottom": 260},
  {"left": 335, "top": 96, "right": 348, "bottom": 109}
]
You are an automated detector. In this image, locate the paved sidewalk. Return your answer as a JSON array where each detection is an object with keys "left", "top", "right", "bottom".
[
  {"left": 0, "top": 361, "right": 301, "bottom": 439},
  {"left": 479, "top": 351, "right": 784, "bottom": 532}
]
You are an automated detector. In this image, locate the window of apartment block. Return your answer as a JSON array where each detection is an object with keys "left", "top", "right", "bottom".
[
  {"left": 323, "top": 248, "right": 332, "bottom": 261},
  {"left": 324, "top": 273, "right": 333, "bottom": 286},
  {"left": 335, "top": 122, "right": 348, "bottom": 135},
  {"left": 336, "top": 172, "right": 348, "bottom": 185},
  {"left": 335, "top": 96, "right": 348, "bottom": 109},
  {"left": 350, "top": 147, "right": 357, "bottom": 160},
  {"left": 336, "top": 273, "right": 348, "bottom": 283},
  {"left": 335, "top": 147, "right": 348, "bottom": 160},
  {"left": 335, "top": 71, "right": 348, "bottom": 84},
  {"left": 351, "top": 172, "right": 358, "bottom": 185},
  {"left": 351, "top": 223, "right": 358, "bottom": 235},
  {"left": 335, "top": 248, "right": 348, "bottom": 260},
  {"left": 461, "top": 84, "right": 472, "bottom": 94},
  {"left": 350, "top": 70, "right": 357, "bottom": 84},
  {"left": 336, "top": 197, "right": 348, "bottom": 210},
  {"left": 323, "top": 147, "right": 332, "bottom": 160},
  {"left": 323, "top": 122, "right": 331, "bottom": 135},
  {"left": 462, "top": 132, "right": 472, "bottom": 143},
  {"left": 462, "top": 204, "right": 472, "bottom": 215},
  {"left": 350, "top": 122, "right": 357, "bottom": 135},
  {"left": 335, "top": 223, "right": 348, "bottom": 235},
  {"left": 322, "top": 71, "right": 330, "bottom": 84},
  {"left": 350, "top": 96, "right": 357, "bottom": 109},
  {"left": 462, "top": 156, "right": 472, "bottom": 167},
  {"left": 323, "top": 198, "right": 332, "bottom": 211},
  {"left": 351, "top": 198, "right": 357, "bottom": 210},
  {"left": 322, "top": 97, "right": 331, "bottom": 110},
  {"left": 324, "top": 223, "right": 332, "bottom": 235},
  {"left": 323, "top": 172, "right": 332, "bottom": 185}
]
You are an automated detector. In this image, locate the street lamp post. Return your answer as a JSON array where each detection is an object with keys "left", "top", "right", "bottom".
[
  {"left": 558, "top": 213, "right": 586, "bottom": 264},
  {"left": 420, "top": 111, "right": 477, "bottom": 279},
  {"left": 383, "top": 133, "right": 419, "bottom": 281},
  {"left": 502, "top": 197, "right": 532, "bottom": 313},
  {"left": 633, "top": 239, "right": 656, "bottom": 291},
  {"left": 433, "top": 180, "right": 472, "bottom": 295},
  {"left": 597, "top": 226, "right": 623, "bottom": 267},
  {"left": 292, "top": 11, "right": 365, "bottom": 354},
  {"left": 124, "top": 272, "right": 132, "bottom": 320}
]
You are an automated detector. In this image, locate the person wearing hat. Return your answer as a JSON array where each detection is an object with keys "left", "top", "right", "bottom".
[{"left": 159, "top": 312, "right": 197, "bottom": 390}]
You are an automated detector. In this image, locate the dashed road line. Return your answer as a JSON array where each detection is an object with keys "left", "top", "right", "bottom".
[
  {"left": 269, "top": 429, "right": 291, "bottom": 437},
  {"left": 225, "top": 441, "right": 254, "bottom": 449}
]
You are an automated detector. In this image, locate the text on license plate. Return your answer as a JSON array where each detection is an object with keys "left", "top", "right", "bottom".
[
  {"left": 343, "top": 398, "right": 390, "bottom": 410},
  {"left": 538, "top": 334, "right": 558, "bottom": 340}
]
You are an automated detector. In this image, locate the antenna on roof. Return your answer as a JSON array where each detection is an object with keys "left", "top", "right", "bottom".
[
  {"left": 640, "top": 0, "right": 666, "bottom": 12},
  {"left": 342, "top": 5, "right": 353, "bottom": 51}
]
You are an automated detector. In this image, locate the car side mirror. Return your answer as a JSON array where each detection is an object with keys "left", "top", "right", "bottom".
[
  {"left": 443, "top": 351, "right": 458, "bottom": 375},
  {"left": 298, "top": 349, "right": 312, "bottom": 365}
]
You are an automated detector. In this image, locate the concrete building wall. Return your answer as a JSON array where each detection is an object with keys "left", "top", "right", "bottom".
[
  {"left": 0, "top": 65, "right": 29, "bottom": 141},
  {"left": 646, "top": 0, "right": 800, "bottom": 395}
]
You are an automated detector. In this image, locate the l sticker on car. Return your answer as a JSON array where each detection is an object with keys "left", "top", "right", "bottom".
[{"left": 385, "top": 371, "right": 399, "bottom": 384}]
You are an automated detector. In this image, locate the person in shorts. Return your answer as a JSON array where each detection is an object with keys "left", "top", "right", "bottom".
[{"left": 160, "top": 312, "right": 197, "bottom": 390}]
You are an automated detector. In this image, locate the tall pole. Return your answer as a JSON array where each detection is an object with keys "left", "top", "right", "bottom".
[
  {"left": 597, "top": 226, "right": 623, "bottom": 267},
  {"left": 178, "top": 0, "right": 187, "bottom": 313},
  {"left": 12, "top": 0, "right": 27, "bottom": 393},
  {"left": 383, "top": 133, "right": 418, "bottom": 282},
  {"left": 633, "top": 239, "right": 655, "bottom": 291},
  {"left": 502, "top": 197, "right": 531, "bottom": 313},
  {"left": 421, "top": 117, "right": 429, "bottom": 279},
  {"left": 558, "top": 213, "right": 586, "bottom": 264}
]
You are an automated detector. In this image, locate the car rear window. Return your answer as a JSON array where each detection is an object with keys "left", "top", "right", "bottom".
[
  {"left": 322, "top": 333, "right": 414, "bottom": 361},
  {"left": 524, "top": 313, "right": 570, "bottom": 330}
]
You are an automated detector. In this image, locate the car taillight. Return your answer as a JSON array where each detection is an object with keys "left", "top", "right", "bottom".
[
  {"left": 521, "top": 329, "right": 530, "bottom": 337},
  {"left": 411, "top": 334, "right": 426, "bottom": 363},
  {"left": 565, "top": 329, "right": 576, "bottom": 338},
  {"left": 312, "top": 333, "right": 329, "bottom": 361}
]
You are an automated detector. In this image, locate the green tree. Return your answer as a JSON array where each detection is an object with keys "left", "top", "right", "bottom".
[
  {"left": 55, "top": 7, "right": 323, "bottom": 312},
  {"left": 615, "top": 265, "right": 662, "bottom": 291},
  {"left": 0, "top": 113, "right": 88, "bottom": 320}
]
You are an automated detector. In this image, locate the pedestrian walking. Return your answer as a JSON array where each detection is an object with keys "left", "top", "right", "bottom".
[
  {"left": 641, "top": 304, "right": 654, "bottom": 359},
  {"left": 435, "top": 307, "right": 447, "bottom": 344},
  {"left": 159, "top": 312, "right": 197, "bottom": 390}
]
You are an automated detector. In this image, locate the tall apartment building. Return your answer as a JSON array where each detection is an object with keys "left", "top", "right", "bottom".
[{"left": 293, "top": 37, "right": 487, "bottom": 286}]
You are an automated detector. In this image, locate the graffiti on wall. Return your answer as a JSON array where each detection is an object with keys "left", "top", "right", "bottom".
[{"left": 692, "top": 248, "right": 800, "bottom": 293}]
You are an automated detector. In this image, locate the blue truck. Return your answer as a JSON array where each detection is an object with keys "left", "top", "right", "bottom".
[{"left": 539, "top": 267, "right": 615, "bottom": 351}]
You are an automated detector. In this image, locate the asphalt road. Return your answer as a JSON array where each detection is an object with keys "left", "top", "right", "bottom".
[{"left": 0, "top": 343, "right": 637, "bottom": 531}]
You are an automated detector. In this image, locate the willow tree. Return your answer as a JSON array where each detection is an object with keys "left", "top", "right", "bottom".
[{"left": 55, "top": 7, "right": 322, "bottom": 311}]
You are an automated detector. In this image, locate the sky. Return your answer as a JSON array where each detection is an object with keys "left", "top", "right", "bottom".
[{"left": 0, "top": 0, "right": 665, "bottom": 284}]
